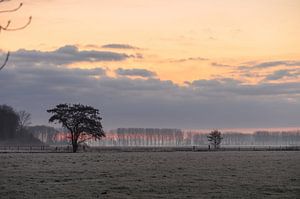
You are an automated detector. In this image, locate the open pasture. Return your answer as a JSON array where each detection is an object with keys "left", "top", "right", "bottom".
[{"left": 0, "top": 151, "right": 299, "bottom": 198}]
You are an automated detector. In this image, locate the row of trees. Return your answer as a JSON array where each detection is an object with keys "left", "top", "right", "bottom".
[
  {"left": 0, "top": 104, "right": 106, "bottom": 152},
  {"left": 193, "top": 131, "right": 300, "bottom": 146},
  {"left": 28, "top": 125, "right": 59, "bottom": 144},
  {"left": 0, "top": 105, "right": 41, "bottom": 144},
  {"left": 36, "top": 103, "right": 221, "bottom": 151},
  {"left": 92, "top": 128, "right": 222, "bottom": 148},
  {"left": 0, "top": 105, "right": 31, "bottom": 139},
  {"left": 88, "top": 128, "right": 300, "bottom": 148},
  {"left": 115, "top": 128, "right": 183, "bottom": 146},
  {"left": 6, "top": 102, "right": 300, "bottom": 152}
]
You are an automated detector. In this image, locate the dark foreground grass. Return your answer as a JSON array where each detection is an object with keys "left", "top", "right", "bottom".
[{"left": 0, "top": 151, "right": 299, "bottom": 199}]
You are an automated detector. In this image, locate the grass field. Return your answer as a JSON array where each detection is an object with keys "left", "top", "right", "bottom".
[{"left": 0, "top": 151, "right": 299, "bottom": 198}]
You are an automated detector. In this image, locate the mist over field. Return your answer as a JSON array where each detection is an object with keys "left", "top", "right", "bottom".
[
  {"left": 26, "top": 126, "right": 300, "bottom": 147},
  {"left": 1, "top": 152, "right": 299, "bottom": 199}
]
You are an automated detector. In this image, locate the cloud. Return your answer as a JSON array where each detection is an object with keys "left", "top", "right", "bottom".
[
  {"left": 69, "top": 68, "right": 106, "bottom": 76},
  {"left": 189, "top": 78, "right": 242, "bottom": 88},
  {"left": 265, "top": 70, "right": 290, "bottom": 81},
  {"left": 80, "top": 44, "right": 101, "bottom": 49},
  {"left": 170, "top": 57, "right": 209, "bottom": 63},
  {"left": 237, "top": 60, "right": 300, "bottom": 71},
  {"left": 99, "top": 77, "right": 175, "bottom": 92},
  {"left": 264, "top": 69, "right": 300, "bottom": 81},
  {"left": 211, "top": 62, "right": 233, "bottom": 67},
  {"left": 102, "top": 44, "right": 140, "bottom": 50},
  {"left": 254, "top": 60, "right": 300, "bottom": 68},
  {"left": 134, "top": 53, "right": 144, "bottom": 59},
  {"left": 10, "top": 45, "right": 133, "bottom": 65},
  {"left": 187, "top": 78, "right": 300, "bottom": 96},
  {"left": 235, "top": 60, "right": 300, "bottom": 79},
  {"left": 115, "top": 68, "right": 157, "bottom": 78},
  {"left": 2, "top": 51, "right": 300, "bottom": 129}
]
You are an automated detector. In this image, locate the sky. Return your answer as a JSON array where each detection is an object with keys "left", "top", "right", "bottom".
[{"left": 1, "top": 0, "right": 300, "bottom": 130}]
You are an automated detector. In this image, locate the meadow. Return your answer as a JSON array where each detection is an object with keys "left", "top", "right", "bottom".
[{"left": 0, "top": 151, "right": 299, "bottom": 198}]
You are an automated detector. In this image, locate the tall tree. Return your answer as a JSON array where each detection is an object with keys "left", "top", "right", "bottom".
[
  {"left": 207, "top": 130, "right": 223, "bottom": 149},
  {"left": 0, "top": 104, "right": 19, "bottom": 139},
  {"left": 0, "top": 0, "right": 32, "bottom": 70},
  {"left": 47, "top": 103, "right": 105, "bottom": 152},
  {"left": 18, "top": 110, "right": 31, "bottom": 131}
]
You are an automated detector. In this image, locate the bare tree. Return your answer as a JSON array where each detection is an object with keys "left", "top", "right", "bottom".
[
  {"left": 207, "top": 130, "right": 223, "bottom": 149},
  {"left": 0, "top": 0, "right": 32, "bottom": 70},
  {"left": 18, "top": 110, "right": 31, "bottom": 131}
]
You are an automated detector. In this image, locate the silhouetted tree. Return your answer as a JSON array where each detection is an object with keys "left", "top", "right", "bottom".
[
  {"left": 0, "top": 104, "right": 42, "bottom": 145},
  {"left": 207, "top": 130, "right": 223, "bottom": 149},
  {"left": 47, "top": 103, "right": 105, "bottom": 152},
  {"left": 0, "top": 104, "right": 19, "bottom": 139},
  {"left": 0, "top": 0, "right": 32, "bottom": 70},
  {"left": 18, "top": 110, "right": 31, "bottom": 131}
]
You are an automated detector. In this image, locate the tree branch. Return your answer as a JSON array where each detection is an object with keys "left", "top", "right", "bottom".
[
  {"left": 0, "top": 52, "right": 9, "bottom": 70},
  {"left": 78, "top": 138, "right": 89, "bottom": 144},
  {"left": 0, "top": 2, "right": 22, "bottom": 13},
  {"left": 0, "top": 16, "right": 32, "bottom": 32},
  {"left": 0, "top": 1, "right": 32, "bottom": 71},
  {"left": 2, "top": 20, "right": 11, "bottom": 29},
  {"left": 0, "top": 0, "right": 10, "bottom": 4}
]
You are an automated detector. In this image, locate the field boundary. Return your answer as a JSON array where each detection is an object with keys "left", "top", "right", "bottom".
[{"left": 0, "top": 145, "right": 300, "bottom": 153}]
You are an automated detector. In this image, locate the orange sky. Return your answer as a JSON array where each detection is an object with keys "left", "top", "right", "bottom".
[
  {"left": 1, "top": 0, "right": 300, "bottom": 83},
  {"left": 1, "top": 0, "right": 300, "bottom": 129}
]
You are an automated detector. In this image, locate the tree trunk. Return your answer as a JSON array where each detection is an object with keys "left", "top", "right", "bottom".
[{"left": 72, "top": 142, "right": 78, "bottom": 153}]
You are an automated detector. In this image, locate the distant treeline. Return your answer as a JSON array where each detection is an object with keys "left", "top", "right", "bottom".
[
  {"left": 28, "top": 127, "right": 300, "bottom": 146},
  {"left": 0, "top": 105, "right": 42, "bottom": 145},
  {"left": 2, "top": 106, "right": 300, "bottom": 147},
  {"left": 28, "top": 125, "right": 66, "bottom": 144},
  {"left": 89, "top": 128, "right": 300, "bottom": 147},
  {"left": 192, "top": 131, "right": 300, "bottom": 146}
]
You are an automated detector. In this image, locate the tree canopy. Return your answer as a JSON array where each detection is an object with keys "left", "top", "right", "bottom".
[
  {"left": 0, "top": 105, "right": 19, "bottom": 139},
  {"left": 207, "top": 130, "right": 223, "bottom": 149},
  {"left": 47, "top": 103, "right": 105, "bottom": 152},
  {"left": 0, "top": 104, "right": 42, "bottom": 145}
]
